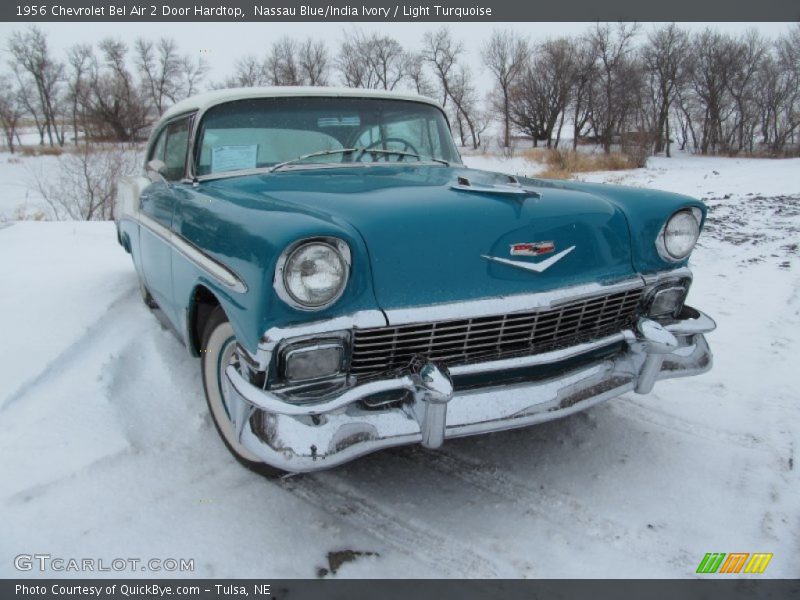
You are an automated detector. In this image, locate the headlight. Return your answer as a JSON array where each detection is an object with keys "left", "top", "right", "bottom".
[
  {"left": 658, "top": 209, "right": 701, "bottom": 261},
  {"left": 275, "top": 238, "right": 350, "bottom": 310}
]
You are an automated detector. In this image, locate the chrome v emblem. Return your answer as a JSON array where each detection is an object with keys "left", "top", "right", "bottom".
[{"left": 481, "top": 246, "right": 576, "bottom": 273}]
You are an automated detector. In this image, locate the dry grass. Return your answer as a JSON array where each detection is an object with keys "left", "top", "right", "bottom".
[
  {"left": 522, "top": 148, "right": 639, "bottom": 179},
  {"left": 11, "top": 205, "right": 49, "bottom": 221},
  {"left": 18, "top": 145, "right": 65, "bottom": 157}
]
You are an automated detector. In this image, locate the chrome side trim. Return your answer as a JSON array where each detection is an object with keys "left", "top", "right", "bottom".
[
  {"left": 642, "top": 266, "right": 693, "bottom": 285},
  {"left": 134, "top": 213, "right": 248, "bottom": 294},
  {"left": 259, "top": 311, "right": 387, "bottom": 350},
  {"left": 382, "top": 276, "right": 645, "bottom": 325}
]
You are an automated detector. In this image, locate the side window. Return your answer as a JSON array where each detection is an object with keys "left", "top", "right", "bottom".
[
  {"left": 163, "top": 117, "right": 192, "bottom": 181},
  {"left": 149, "top": 129, "right": 167, "bottom": 163}
]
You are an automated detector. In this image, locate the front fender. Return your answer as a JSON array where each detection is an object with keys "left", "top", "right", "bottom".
[
  {"left": 527, "top": 179, "right": 707, "bottom": 273},
  {"left": 170, "top": 184, "right": 381, "bottom": 355}
]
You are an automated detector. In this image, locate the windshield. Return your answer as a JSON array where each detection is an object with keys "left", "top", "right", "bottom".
[{"left": 194, "top": 96, "right": 460, "bottom": 177}]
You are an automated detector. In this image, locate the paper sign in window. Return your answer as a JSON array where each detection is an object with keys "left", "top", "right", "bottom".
[{"left": 211, "top": 145, "right": 258, "bottom": 173}]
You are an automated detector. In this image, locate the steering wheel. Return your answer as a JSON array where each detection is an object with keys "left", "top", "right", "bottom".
[{"left": 356, "top": 138, "right": 420, "bottom": 162}]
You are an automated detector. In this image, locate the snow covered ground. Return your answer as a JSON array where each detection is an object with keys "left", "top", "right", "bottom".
[
  {"left": 0, "top": 154, "right": 798, "bottom": 578},
  {"left": 0, "top": 153, "right": 59, "bottom": 220}
]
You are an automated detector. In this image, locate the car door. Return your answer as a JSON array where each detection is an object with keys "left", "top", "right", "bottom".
[{"left": 139, "top": 114, "right": 193, "bottom": 327}]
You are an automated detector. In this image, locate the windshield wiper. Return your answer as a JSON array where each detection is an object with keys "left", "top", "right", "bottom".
[
  {"left": 270, "top": 147, "right": 451, "bottom": 173},
  {"left": 355, "top": 148, "right": 450, "bottom": 166},
  {"left": 269, "top": 148, "right": 360, "bottom": 172}
]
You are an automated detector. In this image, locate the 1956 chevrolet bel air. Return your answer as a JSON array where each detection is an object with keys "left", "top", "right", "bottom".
[{"left": 116, "top": 87, "right": 716, "bottom": 474}]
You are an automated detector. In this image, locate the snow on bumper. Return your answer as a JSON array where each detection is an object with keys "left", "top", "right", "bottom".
[{"left": 223, "top": 310, "right": 715, "bottom": 472}]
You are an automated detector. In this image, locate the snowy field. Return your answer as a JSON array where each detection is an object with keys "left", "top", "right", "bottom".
[{"left": 0, "top": 153, "right": 798, "bottom": 578}]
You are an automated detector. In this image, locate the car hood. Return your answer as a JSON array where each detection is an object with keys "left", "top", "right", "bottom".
[{"left": 200, "top": 165, "right": 637, "bottom": 310}]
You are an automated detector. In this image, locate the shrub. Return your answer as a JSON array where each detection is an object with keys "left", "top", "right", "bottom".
[
  {"left": 30, "top": 145, "right": 139, "bottom": 221},
  {"left": 522, "top": 148, "right": 642, "bottom": 178}
]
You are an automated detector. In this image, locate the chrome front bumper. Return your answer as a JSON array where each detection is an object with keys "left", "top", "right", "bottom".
[{"left": 222, "top": 308, "right": 716, "bottom": 472}]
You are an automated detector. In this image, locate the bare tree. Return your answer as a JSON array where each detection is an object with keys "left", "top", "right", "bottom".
[
  {"left": 404, "top": 52, "right": 436, "bottom": 97},
  {"left": 726, "top": 30, "right": 767, "bottom": 153},
  {"left": 509, "top": 38, "right": 577, "bottom": 149},
  {"left": 422, "top": 28, "right": 481, "bottom": 149},
  {"left": 65, "top": 44, "right": 93, "bottom": 145},
  {"left": 0, "top": 78, "right": 23, "bottom": 152},
  {"left": 687, "top": 29, "right": 738, "bottom": 154},
  {"left": 367, "top": 33, "right": 407, "bottom": 90},
  {"left": 267, "top": 37, "right": 302, "bottom": 85},
  {"left": 641, "top": 24, "right": 690, "bottom": 156},
  {"left": 84, "top": 39, "right": 150, "bottom": 142},
  {"left": 588, "top": 23, "right": 641, "bottom": 153},
  {"left": 220, "top": 55, "right": 269, "bottom": 88},
  {"left": 570, "top": 37, "right": 597, "bottom": 150},
  {"left": 180, "top": 54, "right": 209, "bottom": 97},
  {"left": 481, "top": 29, "right": 530, "bottom": 148},
  {"left": 135, "top": 37, "right": 184, "bottom": 114},
  {"left": 448, "top": 66, "right": 482, "bottom": 149},
  {"left": 422, "top": 27, "right": 460, "bottom": 108},
  {"left": 754, "top": 29, "right": 800, "bottom": 153},
  {"left": 336, "top": 34, "right": 373, "bottom": 88},
  {"left": 336, "top": 30, "right": 406, "bottom": 90},
  {"left": 12, "top": 70, "right": 45, "bottom": 145},
  {"left": 8, "top": 26, "right": 66, "bottom": 146},
  {"left": 298, "top": 38, "right": 329, "bottom": 86}
]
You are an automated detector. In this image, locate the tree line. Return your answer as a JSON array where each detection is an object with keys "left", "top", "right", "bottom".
[
  {"left": 1, "top": 23, "right": 798, "bottom": 157},
  {"left": 0, "top": 26, "right": 208, "bottom": 151}
]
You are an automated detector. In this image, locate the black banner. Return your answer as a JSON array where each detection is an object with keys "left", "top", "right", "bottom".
[
  {"left": 3, "top": 580, "right": 800, "bottom": 600},
  {"left": 2, "top": 0, "right": 799, "bottom": 22}
]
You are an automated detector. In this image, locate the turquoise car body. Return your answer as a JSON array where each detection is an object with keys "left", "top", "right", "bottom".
[
  {"left": 115, "top": 88, "right": 715, "bottom": 472},
  {"left": 120, "top": 165, "right": 705, "bottom": 355}
]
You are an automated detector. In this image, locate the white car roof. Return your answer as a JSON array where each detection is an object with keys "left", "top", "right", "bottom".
[{"left": 159, "top": 86, "right": 443, "bottom": 123}]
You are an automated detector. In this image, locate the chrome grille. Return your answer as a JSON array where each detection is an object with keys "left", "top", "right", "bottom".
[{"left": 350, "top": 287, "right": 644, "bottom": 377}]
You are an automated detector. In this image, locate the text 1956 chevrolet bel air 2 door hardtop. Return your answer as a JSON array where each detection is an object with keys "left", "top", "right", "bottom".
[{"left": 116, "top": 87, "right": 715, "bottom": 474}]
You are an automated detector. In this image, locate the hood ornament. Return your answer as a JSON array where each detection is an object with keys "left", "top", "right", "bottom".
[
  {"left": 451, "top": 175, "right": 541, "bottom": 199},
  {"left": 482, "top": 244, "right": 575, "bottom": 273}
]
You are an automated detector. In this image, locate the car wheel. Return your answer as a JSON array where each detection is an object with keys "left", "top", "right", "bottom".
[{"left": 200, "top": 307, "right": 285, "bottom": 478}]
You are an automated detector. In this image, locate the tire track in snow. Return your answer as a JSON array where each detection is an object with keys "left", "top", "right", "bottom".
[
  {"left": 0, "top": 288, "right": 141, "bottom": 411},
  {"left": 277, "top": 472, "right": 509, "bottom": 577},
  {"left": 389, "top": 444, "right": 700, "bottom": 573},
  {"left": 393, "top": 446, "right": 636, "bottom": 543},
  {"left": 612, "top": 397, "right": 770, "bottom": 450}
]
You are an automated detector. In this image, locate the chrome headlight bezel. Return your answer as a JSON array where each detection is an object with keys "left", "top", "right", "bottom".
[
  {"left": 656, "top": 208, "right": 702, "bottom": 262},
  {"left": 645, "top": 280, "right": 690, "bottom": 319},
  {"left": 274, "top": 237, "right": 351, "bottom": 311}
]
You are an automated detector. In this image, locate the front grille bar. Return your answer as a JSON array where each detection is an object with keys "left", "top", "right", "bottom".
[{"left": 350, "top": 288, "right": 644, "bottom": 377}]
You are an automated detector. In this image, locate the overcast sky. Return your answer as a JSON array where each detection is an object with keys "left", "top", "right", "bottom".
[{"left": 0, "top": 21, "right": 794, "bottom": 92}]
